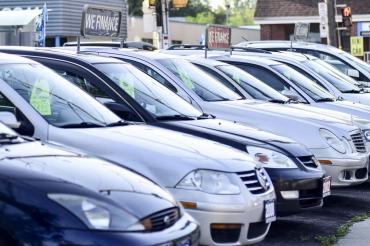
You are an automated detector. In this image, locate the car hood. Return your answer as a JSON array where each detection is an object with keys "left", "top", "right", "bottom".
[
  {"left": 49, "top": 124, "right": 258, "bottom": 187},
  {"left": 203, "top": 99, "right": 358, "bottom": 149},
  {"left": 342, "top": 93, "right": 370, "bottom": 106},
  {"left": 307, "top": 101, "right": 370, "bottom": 121},
  {"left": 161, "top": 118, "right": 313, "bottom": 157},
  {"left": 0, "top": 141, "right": 177, "bottom": 217}
]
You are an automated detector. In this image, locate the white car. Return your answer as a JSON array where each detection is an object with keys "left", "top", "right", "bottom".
[{"left": 0, "top": 53, "right": 276, "bottom": 246}]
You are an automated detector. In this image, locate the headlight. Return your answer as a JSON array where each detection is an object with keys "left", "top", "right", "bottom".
[
  {"left": 319, "top": 129, "right": 347, "bottom": 154},
  {"left": 176, "top": 170, "right": 241, "bottom": 195},
  {"left": 48, "top": 194, "right": 144, "bottom": 231},
  {"left": 246, "top": 146, "right": 297, "bottom": 169},
  {"left": 363, "top": 130, "right": 370, "bottom": 142}
]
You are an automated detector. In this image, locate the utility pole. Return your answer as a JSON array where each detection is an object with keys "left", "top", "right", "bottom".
[
  {"left": 326, "top": 0, "right": 337, "bottom": 47},
  {"left": 161, "top": 0, "right": 170, "bottom": 49}
]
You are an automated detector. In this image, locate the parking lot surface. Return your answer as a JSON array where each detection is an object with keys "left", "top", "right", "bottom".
[{"left": 258, "top": 181, "right": 370, "bottom": 245}]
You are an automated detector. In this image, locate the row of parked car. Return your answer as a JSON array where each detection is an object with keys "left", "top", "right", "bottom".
[{"left": 0, "top": 41, "right": 369, "bottom": 245}]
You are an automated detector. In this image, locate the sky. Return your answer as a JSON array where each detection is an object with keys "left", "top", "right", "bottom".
[{"left": 210, "top": 0, "right": 225, "bottom": 9}]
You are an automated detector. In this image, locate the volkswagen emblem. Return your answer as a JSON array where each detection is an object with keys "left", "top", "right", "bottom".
[
  {"left": 163, "top": 215, "right": 171, "bottom": 226},
  {"left": 256, "top": 170, "right": 268, "bottom": 191}
]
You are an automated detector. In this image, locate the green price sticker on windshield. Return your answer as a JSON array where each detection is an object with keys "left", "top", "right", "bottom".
[
  {"left": 232, "top": 72, "right": 241, "bottom": 84},
  {"left": 119, "top": 79, "right": 135, "bottom": 98},
  {"left": 178, "top": 69, "right": 195, "bottom": 90},
  {"left": 30, "top": 79, "right": 52, "bottom": 116}
]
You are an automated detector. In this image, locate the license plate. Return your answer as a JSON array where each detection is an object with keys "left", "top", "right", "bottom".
[
  {"left": 265, "top": 199, "right": 276, "bottom": 224},
  {"left": 176, "top": 238, "right": 191, "bottom": 246},
  {"left": 323, "top": 176, "right": 331, "bottom": 198}
]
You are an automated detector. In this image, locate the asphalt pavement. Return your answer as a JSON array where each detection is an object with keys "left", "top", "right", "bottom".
[{"left": 256, "top": 181, "right": 370, "bottom": 245}]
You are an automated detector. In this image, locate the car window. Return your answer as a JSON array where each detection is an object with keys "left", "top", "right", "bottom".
[
  {"left": 234, "top": 63, "right": 307, "bottom": 103},
  {"left": 0, "top": 63, "right": 120, "bottom": 127},
  {"left": 216, "top": 65, "right": 289, "bottom": 102},
  {"left": 95, "top": 63, "right": 202, "bottom": 118},
  {"left": 194, "top": 63, "right": 245, "bottom": 97},
  {"left": 53, "top": 69, "right": 115, "bottom": 105},
  {"left": 157, "top": 58, "right": 242, "bottom": 102},
  {"left": 271, "top": 64, "right": 336, "bottom": 101},
  {"left": 304, "top": 59, "right": 362, "bottom": 93}
]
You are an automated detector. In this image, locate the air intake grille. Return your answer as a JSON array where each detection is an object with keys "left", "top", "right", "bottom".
[
  {"left": 146, "top": 207, "right": 180, "bottom": 231},
  {"left": 298, "top": 156, "right": 319, "bottom": 169},
  {"left": 351, "top": 132, "right": 367, "bottom": 153},
  {"left": 236, "top": 169, "right": 271, "bottom": 194}
]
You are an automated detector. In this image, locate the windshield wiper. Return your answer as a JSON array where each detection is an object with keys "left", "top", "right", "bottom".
[
  {"left": 197, "top": 113, "right": 215, "bottom": 120},
  {"left": 268, "top": 99, "right": 287, "bottom": 104},
  {"left": 59, "top": 122, "right": 107, "bottom": 128},
  {"left": 316, "top": 98, "right": 335, "bottom": 102},
  {"left": 156, "top": 115, "right": 197, "bottom": 121},
  {"left": 342, "top": 89, "right": 361, "bottom": 94},
  {"left": 0, "top": 133, "right": 23, "bottom": 145},
  {"left": 106, "top": 120, "right": 131, "bottom": 127}
]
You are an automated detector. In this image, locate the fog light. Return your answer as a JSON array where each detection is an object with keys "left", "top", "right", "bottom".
[
  {"left": 180, "top": 201, "right": 197, "bottom": 209},
  {"left": 318, "top": 160, "right": 332, "bottom": 165},
  {"left": 281, "top": 190, "right": 299, "bottom": 199}
]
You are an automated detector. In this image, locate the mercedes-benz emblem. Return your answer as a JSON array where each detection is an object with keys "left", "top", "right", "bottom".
[
  {"left": 256, "top": 170, "right": 268, "bottom": 191},
  {"left": 163, "top": 215, "right": 171, "bottom": 226}
]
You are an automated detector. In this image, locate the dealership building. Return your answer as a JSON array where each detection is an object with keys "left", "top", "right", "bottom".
[
  {"left": 0, "top": 0, "right": 128, "bottom": 46},
  {"left": 254, "top": 0, "right": 370, "bottom": 51}
]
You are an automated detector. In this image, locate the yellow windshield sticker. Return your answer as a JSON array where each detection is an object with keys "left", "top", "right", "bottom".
[
  {"left": 30, "top": 79, "right": 52, "bottom": 116},
  {"left": 232, "top": 72, "right": 241, "bottom": 84},
  {"left": 178, "top": 69, "right": 195, "bottom": 89},
  {"left": 118, "top": 78, "right": 135, "bottom": 98}
]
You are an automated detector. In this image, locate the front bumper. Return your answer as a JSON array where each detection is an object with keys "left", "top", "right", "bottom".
[
  {"left": 13, "top": 213, "right": 200, "bottom": 246},
  {"left": 266, "top": 168, "right": 325, "bottom": 216},
  {"left": 168, "top": 187, "right": 275, "bottom": 246},
  {"left": 311, "top": 148, "right": 369, "bottom": 186}
]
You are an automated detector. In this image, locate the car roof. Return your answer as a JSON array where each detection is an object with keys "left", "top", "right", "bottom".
[
  {"left": 237, "top": 41, "right": 344, "bottom": 53},
  {"left": 0, "top": 50, "right": 38, "bottom": 64},
  {"left": 0, "top": 46, "right": 126, "bottom": 65},
  {"left": 185, "top": 55, "right": 230, "bottom": 67}
]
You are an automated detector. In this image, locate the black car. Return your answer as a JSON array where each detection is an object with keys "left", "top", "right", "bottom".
[
  {"left": 0, "top": 47, "right": 327, "bottom": 215},
  {"left": 0, "top": 122, "right": 199, "bottom": 246}
]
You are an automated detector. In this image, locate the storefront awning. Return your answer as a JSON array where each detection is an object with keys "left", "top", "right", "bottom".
[{"left": 0, "top": 9, "right": 42, "bottom": 26}]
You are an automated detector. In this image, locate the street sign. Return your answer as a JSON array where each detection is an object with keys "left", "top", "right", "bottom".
[
  {"left": 294, "top": 23, "right": 310, "bottom": 41},
  {"left": 357, "top": 22, "right": 370, "bottom": 37},
  {"left": 81, "top": 5, "right": 122, "bottom": 37},
  {"left": 318, "top": 2, "right": 328, "bottom": 38},
  {"left": 351, "top": 36, "right": 364, "bottom": 56},
  {"left": 205, "top": 24, "right": 231, "bottom": 50}
]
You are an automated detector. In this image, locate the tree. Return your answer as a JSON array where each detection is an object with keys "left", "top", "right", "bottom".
[
  {"left": 127, "top": 0, "right": 144, "bottom": 16},
  {"left": 170, "top": 0, "right": 211, "bottom": 17}
]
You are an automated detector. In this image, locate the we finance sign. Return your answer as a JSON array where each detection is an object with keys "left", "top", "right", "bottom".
[
  {"left": 206, "top": 25, "right": 231, "bottom": 50},
  {"left": 81, "top": 5, "right": 122, "bottom": 37}
]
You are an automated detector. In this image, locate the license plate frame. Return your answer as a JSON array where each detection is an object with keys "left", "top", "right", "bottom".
[
  {"left": 323, "top": 176, "right": 331, "bottom": 198},
  {"left": 265, "top": 199, "right": 276, "bottom": 224}
]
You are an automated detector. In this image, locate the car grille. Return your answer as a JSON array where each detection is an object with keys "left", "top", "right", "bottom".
[
  {"left": 351, "top": 132, "right": 367, "bottom": 153},
  {"left": 297, "top": 156, "right": 319, "bottom": 169},
  {"left": 236, "top": 169, "right": 271, "bottom": 194},
  {"left": 145, "top": 207, "right": 180, "bottom": 231}
]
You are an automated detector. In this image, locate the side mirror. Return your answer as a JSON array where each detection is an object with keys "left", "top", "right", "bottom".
[
  {"left": 0, "top": 111, "right": 20, "bottom": 129},
  {"left": 347, "top": 69, "right": 360, "bottom": 78},
  {"left": 281, "top": 90, "right": 299, "bottom": 101}
]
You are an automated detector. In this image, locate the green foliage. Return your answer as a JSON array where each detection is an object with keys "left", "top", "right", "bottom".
[
  {"left": 186, "top": 12, "right": 214, "bottom": 24},
  {"left": 127, "top": 0, "right": 144, "bottom": 16}
]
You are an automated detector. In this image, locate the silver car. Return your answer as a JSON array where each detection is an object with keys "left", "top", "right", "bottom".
[
  {"left": 0, "top": 53, "right": 276, "bottom": 246},
  {"left": 118, "top": 51, "right": 368, "bottom": 187}
]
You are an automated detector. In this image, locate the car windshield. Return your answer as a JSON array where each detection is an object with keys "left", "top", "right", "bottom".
[
  {"left": 157, "top": 58, "right": 243, "bottom": 101},
  {"left": 0, "top": 63, "right": 120, "bottom": 127},
  {"left": 271, "top": 64, "right": 336, "bottom": 101},
  {"left": 95, "top": 63, "right": 202, "bottom": 118},
  {"left": 304, "top": 59, "right": 362, "bottom": 93},
  {"left": 216, "top": 65, "right": 289, "bottom": 102},
  {"left": 341, "top": 51, "right": 370, "bottom": 72}
]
